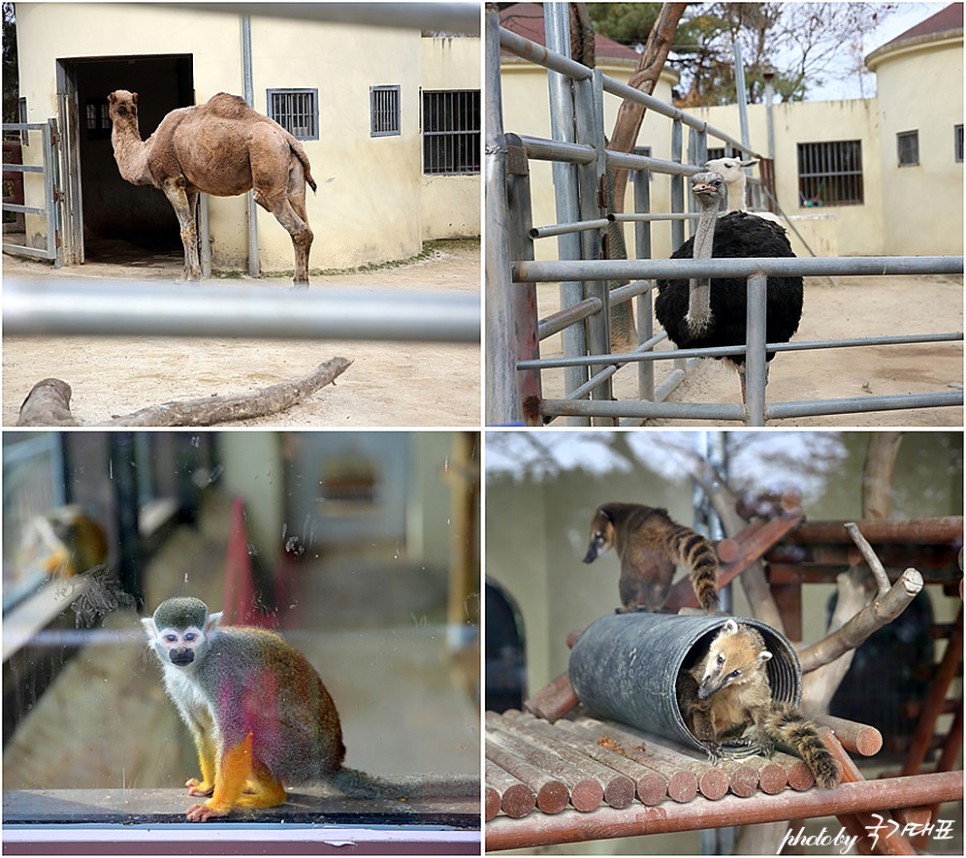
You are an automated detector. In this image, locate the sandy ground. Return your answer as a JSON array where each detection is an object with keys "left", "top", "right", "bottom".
[
  {"left": 537, "top": 273, "right": 964, "bottom": 427},
  {"left": 3, "top": 240, "right": 481, "bottom": 428}
]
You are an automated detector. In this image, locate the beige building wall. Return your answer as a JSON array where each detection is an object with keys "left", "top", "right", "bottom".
[
  {"left": 868, "top": 33, "right": 964, "bottom": 256},
  {"left": 693, "top": 99, "right": 884, "bottom": 256},
  {"left": 420, "top": 36, "right": 482, "bottom": 240}
]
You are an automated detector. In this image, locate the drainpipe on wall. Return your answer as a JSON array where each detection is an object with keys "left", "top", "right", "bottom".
[{"left": 242, "top": 15, "right": 259, "bottom": 278}]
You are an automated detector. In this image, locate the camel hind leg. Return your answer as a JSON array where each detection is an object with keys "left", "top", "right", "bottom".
[{"left": 252, "top": 156, "right": 313, "bottom": 288}]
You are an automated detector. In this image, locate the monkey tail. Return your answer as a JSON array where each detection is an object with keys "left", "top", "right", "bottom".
[
  {"left": 326, "top": 767, "right": 479, "bottom": 801},
  {"left": 764, "top": 704, "right": 840, "bottom": 789},
  {"left": 668, "top": 525, "right": 719, "bottom": 612}
]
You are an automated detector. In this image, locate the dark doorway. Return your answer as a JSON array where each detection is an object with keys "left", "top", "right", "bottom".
[{"left": 61, "top": 55, "right": 193, "bottom": 263}]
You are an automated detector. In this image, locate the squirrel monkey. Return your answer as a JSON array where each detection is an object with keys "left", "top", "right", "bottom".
[
  {"left": 583, "top": 502, "right": 719, "bottom": 612},
  {"left": 677, "top": 619, "right": 840, "bottom": 789},
  {"left": 142, "top": 597, "right": 345, "bottom": 821}
]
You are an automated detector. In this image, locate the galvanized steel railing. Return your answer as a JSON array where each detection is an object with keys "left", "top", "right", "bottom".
[{"left": 485, "top": 6, "right": 964, "bottom": 426}]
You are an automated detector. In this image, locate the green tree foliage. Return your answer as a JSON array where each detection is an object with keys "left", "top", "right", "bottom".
[{"left": 589, "top": 2, "right": 895, "bottom": 106}]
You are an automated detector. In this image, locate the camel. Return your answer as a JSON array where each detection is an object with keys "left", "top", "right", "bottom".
[{"left": 107, "top": 90, "right": 316, "bottom": 286}]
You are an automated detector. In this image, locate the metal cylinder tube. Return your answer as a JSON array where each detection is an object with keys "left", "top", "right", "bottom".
[{"left": 568, "top": 612, "right": 802, "bottom": 753}]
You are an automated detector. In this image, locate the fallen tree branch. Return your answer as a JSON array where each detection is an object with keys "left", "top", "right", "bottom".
[{"left": 17, "top": 358, "right": 352, "bottom": 427}]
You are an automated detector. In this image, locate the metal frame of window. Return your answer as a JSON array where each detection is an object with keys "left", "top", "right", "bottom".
[
  {"left": 797, "top": 140, "right": 864, "bottom": 206},
  {"left": 422, "top": 89, "right": 480, "bottom": 175},
  {"left": 370, "top": 85, "right": 401, "bottom": 137},
  {"left": 266, "top": 88, "right": 319, "bottom": 140},
  {"left": 955, "top": 124, "right": 963, "bottom": 163},
  {"left": 897, "top": 130, "right": 919, "bottom": 167}
]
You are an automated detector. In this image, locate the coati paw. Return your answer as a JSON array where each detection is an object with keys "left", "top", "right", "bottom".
[
  {"left": 186, "top": 778, "right": 214, "bottom": 796},
  {"left": 186, "top": 800, "right": 231, "bottom": 822}
]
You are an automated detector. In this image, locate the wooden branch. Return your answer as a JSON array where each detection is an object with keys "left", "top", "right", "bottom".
[
  {"left": 18, "top": 359, "right": 352, "bottom": 428},
  {"left": 799, "top": 567, "right": 923, "bottom": 676},
  {"left": 844, "top": 521, "right": 891, "bottom": 596}
]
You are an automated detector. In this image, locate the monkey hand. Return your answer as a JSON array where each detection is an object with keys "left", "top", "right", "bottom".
[
  {"left": 186, "top": 799, "right": 232, "bottom": 822},
  {"left": 186, "top": 777, "right": 215, "bottom": 797}
]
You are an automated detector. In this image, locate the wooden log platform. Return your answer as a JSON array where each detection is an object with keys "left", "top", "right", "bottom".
[{"left": 485, "top": 707, "right": 836, "bottom": 820}]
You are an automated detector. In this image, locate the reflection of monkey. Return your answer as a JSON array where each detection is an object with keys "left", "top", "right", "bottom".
[
  {"left": 25, "top": 506, "right": 108, "bottom": 578},
  {"left": 677, "top": 619, "right": 839, "bottom": 788},
  {"left": 583, "top": 502, "right": 719, "bottom": 612}
]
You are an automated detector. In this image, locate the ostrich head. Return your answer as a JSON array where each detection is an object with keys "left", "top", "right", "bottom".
[{"left": 704, "top": 157, "right": 758, "bottom": 212}]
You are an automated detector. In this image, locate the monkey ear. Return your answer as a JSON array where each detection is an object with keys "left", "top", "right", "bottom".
[
  {"left": 141, "top": 616, "right": 158, "bottom": 640},
  {"left": 206, "top": 611, "right": 224, "bottom": 633}
]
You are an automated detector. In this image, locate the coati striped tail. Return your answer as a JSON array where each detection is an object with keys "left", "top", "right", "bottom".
[
  {"left": 668, "top": 525, "right": 720, "bottom": 611},
  {"left": 764, "top": 704, "right": 840, "bottom": 788}
]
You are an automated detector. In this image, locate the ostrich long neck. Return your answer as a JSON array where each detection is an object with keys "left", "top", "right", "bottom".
[
  {"left": 686, "top": 199, "right": 718, "bottom": 334},
  {"left": 110, "top": 116, "right": 153, "bottom": 186}
]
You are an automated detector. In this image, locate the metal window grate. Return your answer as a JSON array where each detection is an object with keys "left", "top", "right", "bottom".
[
  {"left": 267, "top": 89, "right": 319, "bottom": 140},
  {"left": 897, "top": 130, "right": 919, "bottom": 167},
  {"left": 371, "top": 85, "right": 401, "bottom": 137},
  {"left": 422, "top": 89, "right": 480, "bottom": 175},
  {"left": 797, "top": 140, "right": 864, "bottom": 206}
]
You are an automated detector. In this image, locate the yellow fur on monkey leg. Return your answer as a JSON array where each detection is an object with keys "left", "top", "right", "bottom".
[
  {"left": 186, "top": 733, "right": 254, "bottom": 822},
  {"left": 187, "top": 732, "right": 217, "bottom": 796}
]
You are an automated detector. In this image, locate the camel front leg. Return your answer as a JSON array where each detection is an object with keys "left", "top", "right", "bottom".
[{"left": 162, "top": 180, "right": 202, "bottom": 282}]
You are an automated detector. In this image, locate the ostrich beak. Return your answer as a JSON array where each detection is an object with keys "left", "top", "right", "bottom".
[{"left": 692, "top": 181, "right": 719, "bottom": 197}]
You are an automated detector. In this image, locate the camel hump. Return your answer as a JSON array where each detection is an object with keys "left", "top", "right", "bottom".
[{"left": 202, "top": 92, "right": 257, "bottom": 120}]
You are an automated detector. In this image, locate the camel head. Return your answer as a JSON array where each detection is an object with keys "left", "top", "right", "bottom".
[{"left": 107, "top": 90, "right": 139, "bottom": 128}]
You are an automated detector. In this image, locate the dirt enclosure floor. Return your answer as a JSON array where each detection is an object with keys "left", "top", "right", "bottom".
[
  {"left": 538, "top": 273, "right": 963, "bottom": 427},
  {"left": 3, "top": 240, "right": 480, "bottom": 428}
]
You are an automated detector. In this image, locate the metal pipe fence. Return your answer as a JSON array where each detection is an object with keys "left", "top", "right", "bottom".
[
  {"left": 485, "top": 6, "right": 964, "bottom": 426},
  {"left": 4, "top": 280, "right": 480, "bottom": 343}
]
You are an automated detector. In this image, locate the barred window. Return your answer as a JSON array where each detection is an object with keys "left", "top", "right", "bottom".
[
  {"left": 955, "top": 125, "right": 963, "bottom": 163},
  {"left": 267, "top": 89, "right": 319, "bottom": 140},
  {"left": 422, "top": 90, "right": 480, "bottom": 175},
  {"left": 897, "top": 130, "right": 919, "bottom": 167},
  {"left": 797, "top": 140, "right": 863, "bottom": 206},
  {"left": 370, "top": 86, "right": 401, "bottom": 137}
]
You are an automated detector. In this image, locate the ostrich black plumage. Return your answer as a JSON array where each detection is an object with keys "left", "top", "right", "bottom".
[{"left": 654, "top": 171, "right": 804, "bottom": 402}]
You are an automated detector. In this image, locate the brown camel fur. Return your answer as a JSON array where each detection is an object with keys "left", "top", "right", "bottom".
[{"left": 108, "top": 90, "right": 316, "bottom": 286}]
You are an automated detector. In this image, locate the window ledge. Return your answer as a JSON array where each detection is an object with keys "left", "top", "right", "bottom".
[{"left": 3, "top": 785, "right": 480, "bottom": 854}]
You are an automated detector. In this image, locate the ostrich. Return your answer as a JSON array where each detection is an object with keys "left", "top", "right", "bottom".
[
  {"left": 704, "top": 156, "right": 782, "bottom": 222},
  {"left": 654, "top": 170, "right": 804, "bottom": 402}
]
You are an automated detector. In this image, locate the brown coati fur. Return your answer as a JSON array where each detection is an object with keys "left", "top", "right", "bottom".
[
  {"left": 583, "top": 502, "right": 719, "bottom": 612},
  {"left": 677, "top": 619, "right": 840, "bottom": 789}
]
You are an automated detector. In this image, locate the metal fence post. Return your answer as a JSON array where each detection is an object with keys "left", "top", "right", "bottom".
[
  {"left": 544, "top": 3, "right": 590, "bottom": 423},
  {"left": 505, "top": 133, "right": 543, "bottom": 425},
  {"left": 633, "top": 166, "right": 654, "bottom": 401},
  {"left": 485, "top": 5, "right": 523, "bottom": 424},
  {"left": 744, "top": 272, "right": 768, "bottom": 426}
]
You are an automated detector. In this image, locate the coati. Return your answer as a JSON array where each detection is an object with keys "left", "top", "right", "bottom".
[
  {"left": 583, "top": 502, "right": 719, "bottom": 612},
  {"left": 677, "top": 619, "right": 840, "bottom": 789}
]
